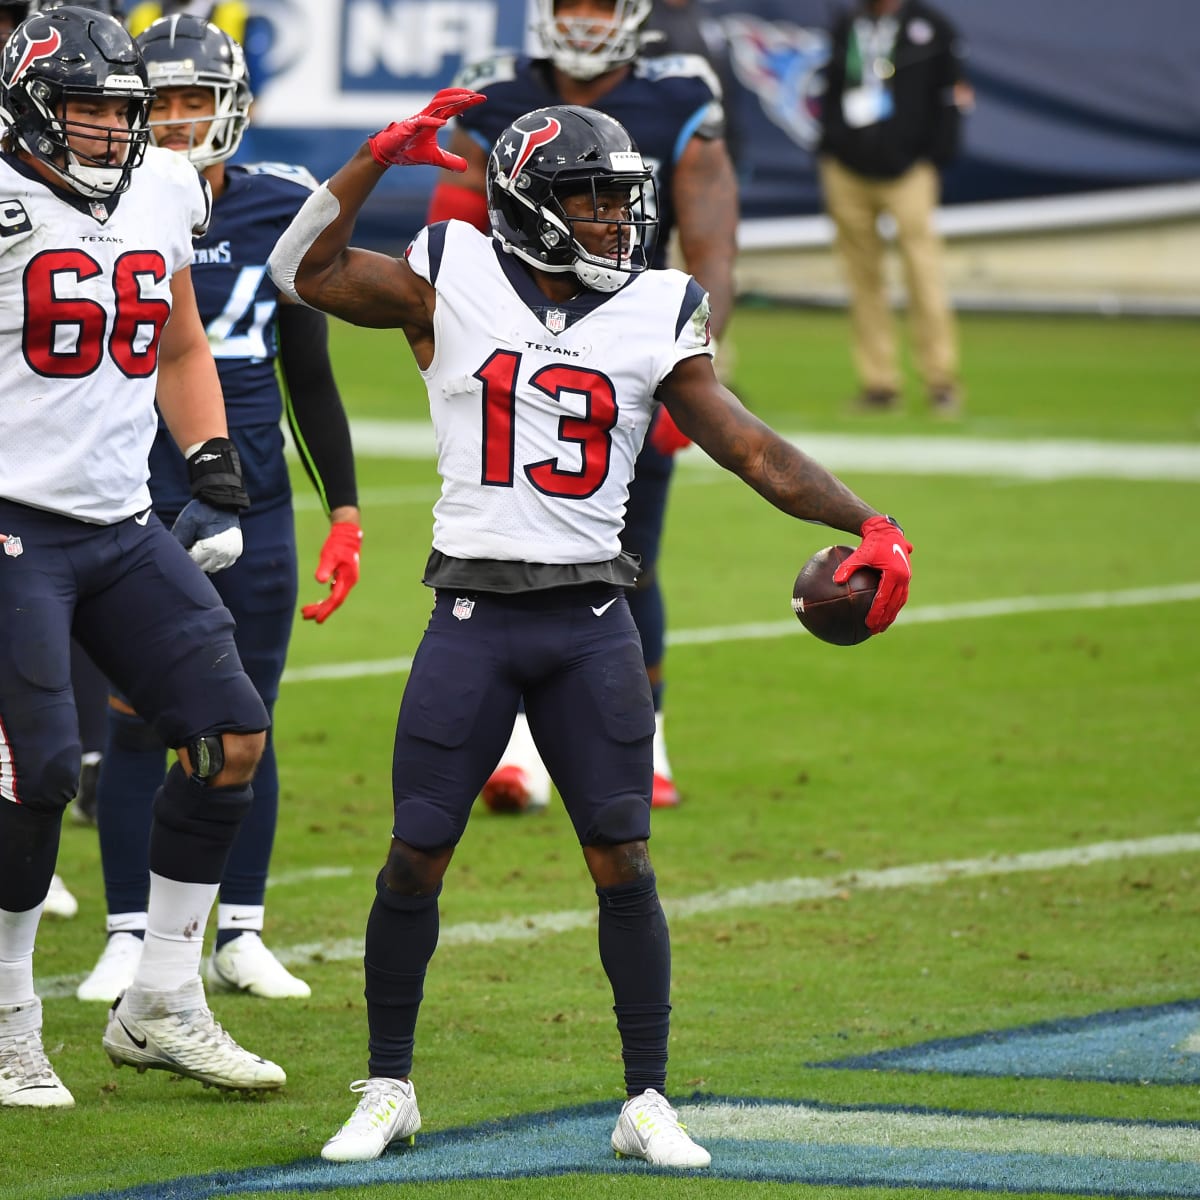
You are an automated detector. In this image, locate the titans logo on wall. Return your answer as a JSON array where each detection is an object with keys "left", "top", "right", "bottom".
[{"left": 720, "top": 14, "right": 829, "bottom": 150}]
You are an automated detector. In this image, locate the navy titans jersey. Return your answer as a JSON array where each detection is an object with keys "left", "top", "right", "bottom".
[
  {"left": 454, "top": 53, "right": 724, "bottom": 267},
  {"left": 149, "top": 161, "right": 318, "bottom": 517}
]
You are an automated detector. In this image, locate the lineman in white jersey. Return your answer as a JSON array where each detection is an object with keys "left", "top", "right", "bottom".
[
  {"left": 268, "top": 93, "right": 914, "bottom": 1168},
  {"left": 0, "top": 5, "right": 284, "bottom": 1109}
]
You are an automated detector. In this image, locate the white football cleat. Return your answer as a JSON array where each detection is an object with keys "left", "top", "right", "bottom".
[
  {"left": 611, "top": 1088, "right": 711, "bottom": 1168},
  {"left": 321, "top": 1077, "right": 421, "bottom": 1161},
  {"left": 43, "top": 874, "right": 79, "bottom": 919},
  {"left": 481, "top": 712, "right": 550, "bottom": 812},
  {"left": 76, "top": 932, "right": 144, "bottom": 1002},
  {"left": 103, "top": 976, "right": 285, "bottom": 1091},
  {"left": 205, "top": 933, "right": 311, "bottom": 999},
  {"left": 651, "top": 713, "right": 680, "bottom": 808},
  {"left": 0, "top": 998, "right": 75, "bottom": 1108}
]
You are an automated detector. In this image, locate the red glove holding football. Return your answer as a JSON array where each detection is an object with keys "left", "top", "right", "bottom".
[
  {"left": 648, "top": 407, "right": 692, "bottom": 456},
  {"left": 833, "top": 514, "right": 913, "bottom": 634},
  {"left": 368, "top": 88, "right": 485, "bottom": 170},
  {"left": 302, "top": 521, "right": 363, "bottom": 624}
]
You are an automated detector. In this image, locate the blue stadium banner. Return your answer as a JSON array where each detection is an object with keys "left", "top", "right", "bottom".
[{"left": 242, "top": 0, "right": 1200, "bottom": 249}]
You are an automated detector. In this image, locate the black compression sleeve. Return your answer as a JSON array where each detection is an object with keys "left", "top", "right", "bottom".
[{"left": 277, "top": 302, "right": 358, "bottom": 515}]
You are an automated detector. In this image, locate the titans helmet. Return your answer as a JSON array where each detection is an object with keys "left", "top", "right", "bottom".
[
  {"left": 486, "top": 104, "right": 657, "bottom": 293},
  {"left": 0, "top": 5, "right": 153, "bottom": 196},
  {"left": 532, "top": 0, "right": 652, "bottom": 81},
  {"left": 136, "top": 14, "right": 251, "bottom": 168}
]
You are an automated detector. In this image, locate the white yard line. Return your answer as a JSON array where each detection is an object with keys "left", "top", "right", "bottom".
[
  {"left": 37, "top": 833, "right": 1200, "bottom": 998},
  {"left": 280, "top": 582, "right": 1200, "bottom": 684},
  {"left": 340, "top": 420, "right": 1200, "bottom": 481},
  {"left": 679, "top": 1101, "right": 1200, "bottom": 1160}
]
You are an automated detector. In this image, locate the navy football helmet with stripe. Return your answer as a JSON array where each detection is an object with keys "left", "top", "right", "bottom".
[{"left": 486, "top": 104, "right": 657, "bottom": 294}]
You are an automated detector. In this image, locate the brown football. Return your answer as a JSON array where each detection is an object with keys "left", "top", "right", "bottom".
[{"left": 791, "top": 545, "right": 881, "bottom": 646}]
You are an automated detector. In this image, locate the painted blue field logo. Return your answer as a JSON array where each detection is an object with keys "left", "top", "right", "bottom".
[{"left": 65, "top": 996, "right": 1200, "bottom": 1200}]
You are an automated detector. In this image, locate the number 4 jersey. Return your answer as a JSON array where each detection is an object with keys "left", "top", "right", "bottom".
[
  {"left": 406, "top": 219, "right": 714, "bottom": 569},
  {"left": 0, "top": 145, "right": 209, "bottom": 525}
]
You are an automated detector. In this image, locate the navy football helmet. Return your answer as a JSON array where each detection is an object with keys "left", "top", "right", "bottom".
[
  {"left": 486, "top": 104, "right": 657, "bottom": 293},
  {"left": 533, "top": 0, "right": 652, "bottom": 81},
  {"left": 136, "top": 15, "right": 251, "bottom": 169},
  {"left": 0, "top": 5, "right": 152, "bottom": 196}
]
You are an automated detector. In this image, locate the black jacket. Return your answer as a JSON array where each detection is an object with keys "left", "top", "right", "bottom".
[{"left": 819, "top": 0, "right": 968, "bottom": 179}]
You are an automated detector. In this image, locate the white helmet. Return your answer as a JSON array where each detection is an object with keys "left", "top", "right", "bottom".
[{"left": 533, "top": 0, "right": 652, "bottom": 81}]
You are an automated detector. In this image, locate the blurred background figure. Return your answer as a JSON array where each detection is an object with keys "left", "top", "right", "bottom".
[
  {"left": 817, "top": 0, "right": 972, "bottom": 416},
  {"left": 0, "top": 3, "right": 26, "bottom": 45},
  {"left": 429, "top": 0, "right": 739, "bottom": 813},
  {"left": 75, "top": 14, "right": 361, "bottom": 1004}
]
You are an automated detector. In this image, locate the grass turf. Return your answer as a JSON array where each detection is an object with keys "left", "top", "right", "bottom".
[{"left": 16, "top": 306, "right": 1200, "bottom": 1200}]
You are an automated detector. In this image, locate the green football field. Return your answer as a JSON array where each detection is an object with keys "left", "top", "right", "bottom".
[{"left": 21, "top": 307, "right": 1200, "bottom": 1200}]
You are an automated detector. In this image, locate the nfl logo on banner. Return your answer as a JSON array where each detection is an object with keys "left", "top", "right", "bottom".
[
  {"left": 545, "top": 309, "right": 566, "bottom": 334},
  {"left": 2, "top": 536, "right": 23, "bottom": 558},
  {"left": 452, "top": 596, "right": 475, "bottom": 621}
]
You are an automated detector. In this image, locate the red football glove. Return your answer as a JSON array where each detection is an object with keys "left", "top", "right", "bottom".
[
  {"left": 368, "top": 88, "right": 485, "bottom": 170},
  {"left": 833, "top": 514, "right": 913, "bottom": 634},
  {"left": 648, "top": 407, "right": 692, "bottom": 456},
  {"left": 302, "top": 521, "right": 363, "bottom": 624}
]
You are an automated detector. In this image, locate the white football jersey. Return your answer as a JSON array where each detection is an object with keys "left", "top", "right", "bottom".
[
  {"left": 0, "top": 146, "right": 209, "bottom": 523},
  {"left": 406, "top": 220, "right": 713, "bottom": 564}
]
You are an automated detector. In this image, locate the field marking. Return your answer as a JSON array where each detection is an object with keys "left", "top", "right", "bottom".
[
  {"left": 37, "top": 832, "right": 1198, "bottom": 1000},
  {"left": 280, "top": 581, "right": 1200, "bottom": 684},
  {"left": 340, "top": 420, "right": 1200, "bottom": 481},
  {"left": 682, "top": 1102, "right": 1200, "bottom": 1161}
]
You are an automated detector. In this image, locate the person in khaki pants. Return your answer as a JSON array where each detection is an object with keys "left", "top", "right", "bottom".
[{"left": 818, "top": 0, "right": 973, "bottom": 415}]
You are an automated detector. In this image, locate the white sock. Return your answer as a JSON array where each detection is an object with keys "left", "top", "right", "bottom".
[
  {"left": 652, "top": 712, "right": 673, "bottom": 780},
  {"left": 107, "top": 911, "right": 148, "bottom": 936},
  {"left": 217, "top": 903, "right": 264, "bottom": 935},
  {"left": 134, "top": 873, "right": 219, "bottom": 993},
  {"left": 0, "top": 906, "right": 41, "bottom": 1006}
]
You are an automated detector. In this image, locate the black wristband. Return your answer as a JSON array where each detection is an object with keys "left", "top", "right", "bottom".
[
  {"left": 186, "top": 437, "right": 250, "bottom": 511},
  {"left": 882, "top": 514, "right": 905, "bottom": 534}
]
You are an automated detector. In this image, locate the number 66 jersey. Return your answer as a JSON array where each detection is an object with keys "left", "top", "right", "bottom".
[
  {"left": 407, "top": 218, "right": 714, "bottom": 571},
  {"left": 0, "top": 145, "right": 209, "bottom": 525}
]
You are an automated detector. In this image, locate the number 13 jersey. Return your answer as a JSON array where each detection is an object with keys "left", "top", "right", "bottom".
[{"left": 406, "top": 219, "right": 713, "bottom": 568}]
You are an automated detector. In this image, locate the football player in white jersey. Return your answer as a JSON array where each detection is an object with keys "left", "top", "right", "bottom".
[
  {"left": 0, "top": 5, "right": 284, "bottom": 1108},
  {"left": 268, "top": 94, "right": 913, "bottom": 1169}
]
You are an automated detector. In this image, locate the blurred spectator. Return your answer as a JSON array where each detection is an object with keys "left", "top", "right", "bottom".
[
  {"left": 126, "top": 1, "right": 245, "bottom": 40},
  {"left": 817, "top": 0, "right": 972, "bottom": 416}
]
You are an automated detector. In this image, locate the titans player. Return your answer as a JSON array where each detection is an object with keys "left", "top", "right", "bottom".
[
  {"left": 427, "top": 0, "right": 739, "bottom": 810},
  {"left": 75, "top": 14, "right": 360, "bottom": 1004}
]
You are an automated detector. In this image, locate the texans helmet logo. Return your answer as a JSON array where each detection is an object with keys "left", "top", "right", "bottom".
[
  {"left": 504, "top": 116, "right": 562, "bottom": 180},
  {"left": 10, "top": 27, "right": 62, "bottom": 85}
]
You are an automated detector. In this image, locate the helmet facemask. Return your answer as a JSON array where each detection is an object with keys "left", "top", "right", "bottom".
[
  {"left": 533, "top": 0, "right": 652, "bottom": 81},
  {"left": 17, "top": 77, "right": 151, "bottom": 197}
]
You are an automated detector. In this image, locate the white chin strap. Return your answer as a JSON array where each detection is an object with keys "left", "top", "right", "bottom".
[
  {"left": 573, "top": 259, "right": 629, "bottom": 293},
  {"left": 66, "top": 156, "right": 126, "bottom": 198}
]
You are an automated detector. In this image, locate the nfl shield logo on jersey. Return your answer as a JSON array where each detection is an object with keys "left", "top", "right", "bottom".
[
  {"left": 2, "top": 535, "right": 23, "bottom": 558},
  {"left": 452, "top": 596, "right": 475, "bottom": 621},
  {"left": 545, "top": 309, "right": 566, "bottom": 334},
  {"left": 89, "top": 201, "right": 109, "bottom": 223}
]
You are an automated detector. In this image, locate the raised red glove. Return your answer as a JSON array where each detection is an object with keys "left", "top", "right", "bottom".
[
  {"left": 368, "top": 88, "right": 485, "bottom": 170},
  {"left": 302, "top": 521, "right": 362, "bottom": 624},
  {"left": 648, "top": 407, "right": 692, "bottom": 456},
  {"left": 833, "top": 514, "right": 913, "bottom": 634}
]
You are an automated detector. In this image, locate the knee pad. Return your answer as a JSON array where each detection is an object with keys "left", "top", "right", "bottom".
[
  {"left": 15, "top": 745, "right": 80, "bottom": 816},
  {"left": 390, "top": 800, "right": 459, "bottom": 855},
  {"left": 376, "top": 867, "right": 443, "bottom": 908},
  {"left": 153, "top": 761, "right": 253, "bottom": 837},
  {"left": 583, "top": 795, "right": 651, "bottom": 847}
]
